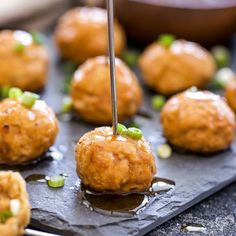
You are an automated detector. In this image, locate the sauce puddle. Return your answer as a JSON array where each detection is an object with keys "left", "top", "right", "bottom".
[
  {"left": 25, "top": 173, "right": 68, "bottom": 183},
  {"left": 25, "top": 174, "right": 48, "bottom": 183},
  {"left": 74, "top": 177, "right": 175, "bottom": 216}
]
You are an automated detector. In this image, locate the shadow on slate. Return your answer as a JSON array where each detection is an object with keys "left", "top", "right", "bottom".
[{"left": 2, "top": 34, "right": 236, "bottom": 236}]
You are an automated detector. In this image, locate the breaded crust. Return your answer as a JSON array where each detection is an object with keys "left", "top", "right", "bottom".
[
  {"left": 0, "top": 171, "right": 30, "bottom": 236},
  {"left": 139, "top": 40, "right": 215, "bottom": 95},
  {"left": 0, "top": 30, "right": 48, "bottom": 91},
  {"left": 161, "top": 90, "right": 236, "bottom": 153},
  {"left": 54, "top": 7, "right": 126, "bottom": 64},
  {"left": 0, "top": 99, "right": 58, "bottom": 164},
  {"left": 75, "top": 127, "right": 157, "bottom": 192},
  {"left": 71, "top": 56, "right": 143, "bottom": 124}
]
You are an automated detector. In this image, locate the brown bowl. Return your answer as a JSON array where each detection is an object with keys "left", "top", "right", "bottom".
[{"left": 114, "top": 0, "right": 236, "bottom": 46}]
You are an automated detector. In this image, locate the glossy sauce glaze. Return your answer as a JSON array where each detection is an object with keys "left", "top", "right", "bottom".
[{"left": 74, "top": 177, "right": 175, "bottom": 216}]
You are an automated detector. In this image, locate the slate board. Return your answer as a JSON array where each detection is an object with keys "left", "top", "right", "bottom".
[{"left": 2, "top": 34, "right": 236, "bottom": 236}]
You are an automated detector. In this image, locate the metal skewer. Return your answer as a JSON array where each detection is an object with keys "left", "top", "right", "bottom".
[
  {"left": 25, "top": 228, "right": 61, "bottom": 236},
  {"left": 106, "top": 0, "right": 118, "bottom": 135}
]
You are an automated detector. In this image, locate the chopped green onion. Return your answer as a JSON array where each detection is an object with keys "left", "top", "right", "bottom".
[
  {"left": 8, "top": 87, "right": 23, "bottom": 99},
  {"left": 10, "top": 199, "right": 20, "bottom": 216},
  {"left": 62, "top": 62, "right": 77, "bottom": 74},
  {"left": 117, "top": 123, "right": 128, "bottom": 135},
  {"left": 157, "top": 144, "right": 172, "bottom": 159},
  {"left": 127, "top": 127, "right": 143, "bottom": 140},
  {"left": 21, "top": 91, "right": 40, "bottom": 108},
  {"left": 14, "top": 42, "right": 25, "bottom": 53},
  {"left": 0, "top": 210, "right": 13, "bottom": 223},
  {"left": 158, "top": 34, "right": 176, "bottom": 48},
  {"left": 188, "top": 86, "right": 198, "bottom": 92},
  {"left": 122, "top": 50, "right": 139, "bottom": 67},
  {"left": 211, "top": 46, "right": 231, "bottom": 68},
  {"left": 129, "top": 122, "right": 140, "bottom": 129},
  {"left": 61, "top": 96, "right": 73, "bottom": 113},
  {"left": 47, "top": 176, "right": 65, "bottom": 188},
  {"left": 30, "top": 31, "right": 44, "bottom": 45},
  {"left": 151, "top": 95, "right": 166, "bottom": 111},
  {"left": 0, "top": 86, "right": 10, "bottom": 99},
  {"left": 212, "top": 68, "right": 235, "bottom": 89},
  {"left": 63, "top": 76, "right": 73, "bottom": 94}
]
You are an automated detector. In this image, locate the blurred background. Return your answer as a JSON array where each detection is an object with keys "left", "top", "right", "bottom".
[{"left": 1, "top": 0, "right": 236, "bottom": 46}]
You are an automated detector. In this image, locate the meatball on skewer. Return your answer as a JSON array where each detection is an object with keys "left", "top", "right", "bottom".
[
  {"left": 0, "top": 88, "right": 58, "bottom": 164},
  {"left": 0, "top": 30, "right": 48, "bottom": 91},
  {"left": 54, "top": 7, "right": 126, "bottom": 64},
  {"left": 161, "top": 90, "right": 236, "bottom": 153},
  {"left": 71, "top": 56, "right": 143, "bottom": 124},
  {"left": 0, "top": 171, "right": 30, "bottom": 236},
  {"left": 139, "top": 36, "right": 215, "bottom": 95},
  {"left": 75, "top": 126, "right": 157, "bottom": 192}
]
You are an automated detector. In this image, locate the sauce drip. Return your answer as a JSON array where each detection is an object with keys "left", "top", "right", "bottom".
[{"left": 75, "top": 177, "right": 175, "bottom": 216}]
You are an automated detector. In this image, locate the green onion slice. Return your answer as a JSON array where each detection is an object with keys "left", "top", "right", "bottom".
[
  {"left": 127, "top": 127, "right": 143, "bottom": 140},
  {"left": 63, "top": 62, "right": 77, "bottom": 74},
  {"left": 212, "top": 68, "right": 235, "bottom": 89},
  {"left": 21, "top": 91, "right": 40, "bottom": 108},
  {"left": 157, "top": 144, "right": 172, "bottom": 159},
  {"left": 211, "top": 46, "right": 231, "bottom": 68},
  {"left": 0, "top": 86, "right": 10, "bottom": 99},
  {"left": 151, "top": 95, "right": 166, "bottom": 111},
  {"left": 47, "top": 176, "right": 65, "bottom": 188},
  {"left": 158, "top": 34, "right": 176, "bottom": 48},
  {"left": 188, "top": 86, "right": 198, "bottom": 92},
  {"left": 0, "top": 210, "right": 13, "bottom": 223},
  {"left": 15, "top": 42, "right": 25, "bottom": 53},
  {"left": 117, "top": 123, "right": 128, "bottom": 135},
  {"left": 122, "top": 50, "right": 139, "bottom": 67},
  {"left": 8, "top": 87, "right": 23, "bottom": 99},
  {"left": 61, "top": 96, "right": 73, "bottom": 113},
  {"left": 63, "top": 76, "right": 73, "bottom": 94},
  {"left": 30, "top": 31, "right": 44, "bottom": 45}
]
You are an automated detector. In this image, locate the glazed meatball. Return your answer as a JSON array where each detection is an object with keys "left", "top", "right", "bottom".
[
  {"left": 0, "top": 98, "right": 58, "bottom": 164},
  {"left": 54, "top": 7, "right": 126, "bottom": 64},
  {"left": 0, "top": 30, "right": 48, "bottom": 91},
  {"left": 0, "top": 171, "right": 30, "bottom": 236},
  {"left": 161, "top": 90, "right": 236, "bottom": 153},
  {"left": 139, "top": 40, "right": 215, "bottom": 95},
  {"left": 75, "top": 127, "right": 156, "bottom": 192},
  {"left": 225, "top": 79, "right": 236, "bottom": 113},
  {"left": 71, "top": 56, "right": 142, "bottom": 124}
]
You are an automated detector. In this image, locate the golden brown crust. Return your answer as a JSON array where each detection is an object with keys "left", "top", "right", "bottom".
[
  {"left": 139, "top": 40, "right": 215, "bottom": 95},
  {"left": 0, "top": 30, "right": 49, "bottom": 91},
  {"left": 71, "top": 56, "right": 143, "bottom": 124},
  {"left": 0, "top": 171, "right": 30, "bottom": 236},
  {"left": 0, "top": 99, "right": 58, "bottom": 164},
  {"left": 75, "top": 127, "right": 157, "bottom": 192},
  {"left": 225, "top": 79, "right": 236, "bottom": 113},
  {"left": 161, "top": 90, "right": 236, "bottom": 153},
  {"left": 54, "top": 7, "right": 126, "bottom": 64}
]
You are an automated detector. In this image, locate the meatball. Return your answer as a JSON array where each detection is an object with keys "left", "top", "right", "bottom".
[
  {"left": 75, "top": 127, "right": 156, "bottom": 192},
  {"left": 0, "top": 98, "right": 58, "bottom": 164},
  {"left": 139, "top": 40, "right": 215, "bottom": 95},
  {"left": 71, "top": 56, "right": 142, "bottom": 124},
  {"left": 0, "top": 30, "right": 49, "bottom": 91},
  {"left": 225, "top": 79, "right": 236, "bottom": 113},
  {"left": 54, "top": 7, "right": 126, "bottom": 64},
  {"left": 0, "top": 171, "right": 30, "bottom": 236},
  {"left": 161, "top": 90, "right": 236, "bottom": 153}
]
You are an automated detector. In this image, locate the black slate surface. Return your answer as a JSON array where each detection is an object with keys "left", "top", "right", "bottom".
[
  {"left": 147, "top": 181, "right": 236, "bottom": 236},
  {"left": 2, "top": 35, "right": 236, "bottom": 236}
]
